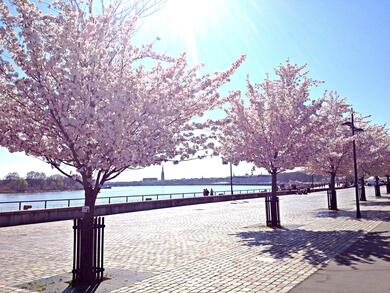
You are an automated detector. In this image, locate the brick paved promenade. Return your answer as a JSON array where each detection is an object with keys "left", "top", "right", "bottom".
[{"left": 1, "top": 187, "right": 389, "bottom": 292}]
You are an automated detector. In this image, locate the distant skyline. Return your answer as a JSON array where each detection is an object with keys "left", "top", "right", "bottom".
[{"left": 0, "top": 0, "right": 389, "bottom": 181}]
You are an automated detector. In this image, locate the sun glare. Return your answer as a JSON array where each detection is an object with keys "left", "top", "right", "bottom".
[
  {"left": 155, "top": 0, "right": 227, "bottom": 62},
  {"left": 164, "top": 0, "right": 220, "bottom": 35}
]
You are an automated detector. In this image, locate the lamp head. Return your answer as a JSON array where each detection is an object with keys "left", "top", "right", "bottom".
[
  {"left": 354, "top": 127, "right": 364, "bottom": 133},
  {"left": 342, "top": 121, "right": 353, "bottom": 127}
]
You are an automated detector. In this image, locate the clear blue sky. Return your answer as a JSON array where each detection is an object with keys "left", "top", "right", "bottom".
[{"left": 0, "top": 0, "right": 389, "bottom": 180}]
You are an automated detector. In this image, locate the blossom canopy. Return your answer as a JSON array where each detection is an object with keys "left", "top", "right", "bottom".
[{"left": 0, "top": 0, "right": 244, "bottom": 186}]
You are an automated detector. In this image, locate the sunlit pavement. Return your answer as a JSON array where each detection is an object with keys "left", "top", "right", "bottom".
[{"left": 0, "top": 186, "right": 389, "bottom": 292}]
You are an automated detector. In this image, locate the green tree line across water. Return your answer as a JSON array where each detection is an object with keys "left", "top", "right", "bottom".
[{"left": 0, "top": 171, "right": 82, "bottom": 193}]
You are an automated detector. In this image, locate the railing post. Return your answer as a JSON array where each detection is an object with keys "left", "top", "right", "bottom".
[
  {"left": 72, "top": 218, "right": 82, "bottom": 282},
  {"left": 101, "top": 217, "right": 105, "bottom": 280},
  {"left": 44, "top": 201, "right": 47, "bottom": 209},
  {"left": 72, "top": 218, "right": 77, "bottom": 281},
  {"left": 96, "top": 217, "right": 100, "bottom": 280},
  {"left": 93, "top": 217, "right": 97, "bottom": 279},
  {"left": 19, "top": 201, "right": 22, "bottom": 211},
  {"left": 126, "top": 196, "right": 128, "bottom": 203},
  {"left": 68, "top": 199, "right": 71, "bottom": 207}
]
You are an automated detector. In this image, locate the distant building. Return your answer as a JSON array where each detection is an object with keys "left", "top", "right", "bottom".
[
  {"left": 142, "top": 178, "right": 158, "bottom": 182},
  {"left": 161, "top": 165, "right": 165, "bottom": 181}
]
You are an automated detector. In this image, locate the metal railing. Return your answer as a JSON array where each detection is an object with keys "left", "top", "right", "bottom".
[{"left": 0, "top": 188, "right": 270, "bottom": 212}]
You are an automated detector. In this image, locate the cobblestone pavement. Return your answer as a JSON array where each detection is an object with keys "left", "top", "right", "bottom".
[{"left": 1, "top": 186, "right": 389, "bottom": 292}]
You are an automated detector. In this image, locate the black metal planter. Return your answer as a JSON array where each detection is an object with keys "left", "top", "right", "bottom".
[
  {"left": 72, "top": 217, "right": 105, "bottom": 283},
  {"left": 265, "top": 195, "right": 280, "bottom": 227},
  {"left": 358, "top": 185, "right": 366, "bottom": 201},
  {"left": 327, "top": 189, "right": 337, "bottom": 210},
  {"left": 375, "top": 184, "right": 381, "bottom": 197}
]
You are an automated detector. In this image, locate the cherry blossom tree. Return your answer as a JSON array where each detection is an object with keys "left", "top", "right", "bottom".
[
  {"left": 305, "top": 92, "right": 354, "bottom": 209},
  {"left": 383, "top": 138, "right": 390, "bottom": 194},
  {"left": 216, "top": 61, "right": 322, "bottom": 227},
  {"left": 0, "top": 0, "right": 244, "bottom": 282},
  {"left": 357, "top": 124, "right": 390, "bottom": 197}
]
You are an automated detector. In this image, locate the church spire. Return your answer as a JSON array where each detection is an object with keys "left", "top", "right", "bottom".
[{"left": 161, "top": 164, "right": 165, "bottom": 181}]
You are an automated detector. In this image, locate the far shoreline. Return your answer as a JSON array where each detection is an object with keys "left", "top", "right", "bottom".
[{"left": 0, "top": 188, "right": 84, "bottom": 195}]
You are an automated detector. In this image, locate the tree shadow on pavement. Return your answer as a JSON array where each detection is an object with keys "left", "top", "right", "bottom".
[
  {"left": 63, "top": 281, "right": 100, "bottom": 293},
  {"left": 235, "top": 228, "right": 390, "bottom": 268},
  {"left": 360, "top": 200, "right": 390, "bottom": 207},
  {"left": 333, "top": 229, "right": 390, "bottom": 268},
  {"left": 314, "top": 209, "right": 390, "bottom": 222},
  {"left": 363, "top": 195, "right": 390, "bottom": 201}
]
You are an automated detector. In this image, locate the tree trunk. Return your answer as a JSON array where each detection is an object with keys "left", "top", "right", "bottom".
[
  {"left": 79, "top": 188, "right": 98, "bottom": 284},
  {"left": 268, "top": 169, "right": 280, "bottom": 227},
  {"left": 271, "top": 170, "right": 277, "bottom": 198},
  {"left": 375, "top": 176, "right": 381, "bottom": 197},
  {"left": 359, "top": 176, "right": 366, "bottom": 201},
  {"left": 386, "top": 175, "right": 390, "bottom": 194},
  {"left": 329, "top": 172, "right": 337, "bottom": 210}
]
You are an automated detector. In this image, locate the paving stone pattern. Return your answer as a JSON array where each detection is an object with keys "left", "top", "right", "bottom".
[{"left": 0, "top": 187, "right": 389, "bottom": 292}]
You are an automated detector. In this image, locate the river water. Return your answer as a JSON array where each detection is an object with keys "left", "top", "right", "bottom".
[{"left": 0, "top": 184, "right": 271, "bottom": 212}]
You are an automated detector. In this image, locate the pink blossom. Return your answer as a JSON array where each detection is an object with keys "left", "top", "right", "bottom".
[{"left": 0, "top": 0, "right": 245, "bottom": 204}]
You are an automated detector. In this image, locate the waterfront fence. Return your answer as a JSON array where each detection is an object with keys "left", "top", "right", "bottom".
[{"left": 0, "top": 188, "right": 270, "bottom": 212}]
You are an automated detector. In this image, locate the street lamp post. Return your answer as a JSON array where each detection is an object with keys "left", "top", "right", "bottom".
[
  {"left": 222, "top": 160, "right": 234, "bottom": 195},
  {"left": 352, "top": 130, "right": 361, "bottom": 218},
  {"left": 229, "top": 162, "right": 233, "bottom": 195},
  {"left": 343, "top": 112, "right": 363, "bottom": 219}
]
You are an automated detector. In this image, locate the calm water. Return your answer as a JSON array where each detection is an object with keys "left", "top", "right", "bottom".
[{"left": 0, "top": 184, "right": 270, "bottom": 212}]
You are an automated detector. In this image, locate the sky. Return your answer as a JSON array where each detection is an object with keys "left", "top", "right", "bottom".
[{"left": 0, "top": 0, "right": 389, "bottom": 181}]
